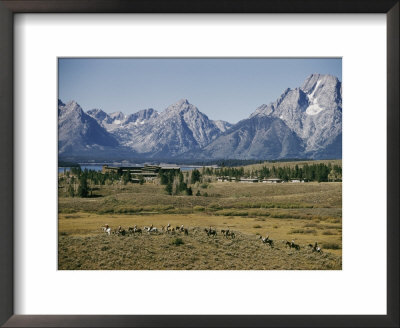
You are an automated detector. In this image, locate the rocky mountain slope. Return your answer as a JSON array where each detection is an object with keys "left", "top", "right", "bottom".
[
  {"left": 58, "top": 73, "right": 341, "bottom": 160},
  {"left": 58, "top": 100, "right": 119, "bottom": 156},
  {"left": 192, "top": 73, "right": 342, "bottom": 159}
]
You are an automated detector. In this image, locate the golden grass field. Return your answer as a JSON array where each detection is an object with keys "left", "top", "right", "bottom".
[{"left": 58, "top": 175, "right": 342, "bottom": 270}]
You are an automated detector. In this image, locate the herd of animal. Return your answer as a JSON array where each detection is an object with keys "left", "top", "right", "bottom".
[
  {"left": 262, "top": 236, "right": 323, "bottom": 253},
  {"left": 205, "top": 227, "right": 236, "bottom": 239},
  {"left": 101, "top": 223, "right": 324, "bottom": 253},
  {"left": 101, "top": 223, "right": 188, "bottom": 236}
]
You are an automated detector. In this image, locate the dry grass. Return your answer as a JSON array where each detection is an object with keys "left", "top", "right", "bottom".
[
  {"left": 58, "top": 179, "right": 342, "bottom": 270},
  {"left": 59, "top": 226, "right": 341, "bottom": 270}
]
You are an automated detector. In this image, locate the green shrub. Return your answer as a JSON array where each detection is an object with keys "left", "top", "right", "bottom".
[
  {"left": 323, "top": 243, "right": 341, "bottom": 250},
  {"left": 322, "top": 230, "right": 336, "bottom": 235},
  {"left": 193, "top": 206, "right": 205, "bottom": 212},
  {"left": 209, "top": 203, "right": 222, "bottom": 210},
  {"left": 290, "top": 229, "right": 316, "bottom": 234},
  {"left": 171, "top": 238, "right": 184, "bottom": 246},
  {"left": 303, "top": 223, "right": 319, "bottom": 228}
]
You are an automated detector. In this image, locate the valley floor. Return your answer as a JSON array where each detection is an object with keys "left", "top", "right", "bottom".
[{"left": 58, "top": 181, "right": 342, "bottom": 270}]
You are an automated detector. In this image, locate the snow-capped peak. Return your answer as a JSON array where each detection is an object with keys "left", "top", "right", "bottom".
[{"left": 305, "top": 79, "right": 323, "bottom": 115}]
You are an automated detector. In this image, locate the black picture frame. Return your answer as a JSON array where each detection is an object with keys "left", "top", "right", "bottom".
[{"left": 0, "top": 1, "right": 398, "bottom": 327}]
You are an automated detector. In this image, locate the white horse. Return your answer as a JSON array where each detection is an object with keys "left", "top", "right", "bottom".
[
  {"left": 260, "top": 235, "right": 273, "bottom": 246},
  {"left": 102, "top": 224, "right": 111, "bottom": 235},
  {"left": 144, "top": 225, "right": 158, "bottom": 233}
]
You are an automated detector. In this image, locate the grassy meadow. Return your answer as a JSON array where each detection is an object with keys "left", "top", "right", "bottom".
[{"left": 58, "top": 166, "right": 342, "bottom": 270}]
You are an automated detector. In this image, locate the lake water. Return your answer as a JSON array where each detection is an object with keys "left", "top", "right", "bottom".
[
  {"left": 58, "top": 165, "right": 204, "bottom": 173},
  {"left": 58, "top": 165, "right": 103, "bottom": 173}
]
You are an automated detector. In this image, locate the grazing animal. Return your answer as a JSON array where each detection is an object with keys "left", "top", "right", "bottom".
[
  {"left": 260, "top": 235, "right": 273, "bottom": 246},
  {"left": 102, "top": 224, "right": 111, "bottom": 235},
  {"left": 184, "top": 228, "right": 189, "bottom": 236},
  {"left": 166, "top": 223, "right": 171, "bottom": 233},
  {"left": 226, "top": 230, "right": 236, "bottom": 239},
  {"left": 205, "top": 227, "right": 217, "bottom": 237},
  {"left": 134, "top": 225, "right": 142, "bottom": 235},
  {"left": 312, "top": 242, "right": 322, "bottom": 253},
  {"left": 145, "top": 224, "right": 158, "bottom": 233},
  {"left": 117, "top": 226, "right": 126, "bottom": 236},
  {"left": 149, "top": 225, "right": 158, "bottom": 233},
  {"left": 287, "top": 240, "right": 300, "bottom": 250},
  {"left": 291, "top": 240, "right": 300, "bottom": 250}
]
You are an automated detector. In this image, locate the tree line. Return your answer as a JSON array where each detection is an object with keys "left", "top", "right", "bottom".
[
  {"left": 201, "top": 163, "right": 342, "bottom": 182},
  {"left": 158, "top": 169, "right": 202, "bottom": 196},
  {"left": 60, "top": 167, "right": 142, "bottom": 198},
  {"left": 59, "top": 162, "right": 342, "bottom": 199}
]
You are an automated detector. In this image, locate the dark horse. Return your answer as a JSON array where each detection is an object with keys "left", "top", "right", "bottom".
[
  {"left": 286, "top": 240, "right": 300, "bottom": 250},
  {"left": 205, "top": 227, "right": 217, "bottom": 236}
]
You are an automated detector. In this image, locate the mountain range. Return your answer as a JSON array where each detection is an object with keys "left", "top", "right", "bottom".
[{"left": 58, "top": 73, "right": 342, "bottom": 160}]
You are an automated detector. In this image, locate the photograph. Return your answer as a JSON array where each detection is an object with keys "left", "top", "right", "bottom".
[{"left": 58, "top": 58, "right": 342, "bottom": 270}]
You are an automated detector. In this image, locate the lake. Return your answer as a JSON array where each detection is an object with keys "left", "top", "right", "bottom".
[
  {"left": 58, "top": 165, "right": 205, "bottom": 173},
  {"left": 58, "top": 165, "right": 104, "bottom": 173}
]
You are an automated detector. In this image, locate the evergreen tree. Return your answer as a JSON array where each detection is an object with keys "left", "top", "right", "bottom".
[
  {"left": 67, "top": 184, "right": 74, "bottom": 197},
  {"left": 122, "top": 171, "right": 130, "bottom": 185},
  {"left": 191, "top": 169, "right": 201, "bottom": 183},
  {"left": 77, "top": 176, "right": 89, "bottom": 198},
  {"left": 165, "top": 182, "right": 173, "bottom": 195}
]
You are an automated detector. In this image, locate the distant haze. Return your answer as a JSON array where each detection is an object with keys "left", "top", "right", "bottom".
[{"left": 58, "top": 58, "right": 341, "bottom": 124}]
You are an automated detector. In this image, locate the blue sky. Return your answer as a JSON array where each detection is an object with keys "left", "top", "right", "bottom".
[{"left": 58, "top": 58, "right": 341, "bottom": 123}]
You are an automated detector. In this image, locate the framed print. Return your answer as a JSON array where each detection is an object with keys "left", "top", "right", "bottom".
[{"left": 0, "top": 0, "right": 398, "bottom": 327}]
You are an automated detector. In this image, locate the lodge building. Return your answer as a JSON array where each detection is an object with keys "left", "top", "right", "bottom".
[{"left": 102, "top": 164, "right": 180, "bottom": 180}]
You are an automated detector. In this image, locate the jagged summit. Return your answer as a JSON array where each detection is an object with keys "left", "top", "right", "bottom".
[
  {"left": 58, "top": 73, "right": 341, "bottom": 160},
  {"left": 58, "top": 100, "right": 119, "bottom": 156},
  {"left": 163, "top": 98, "right": 199, "bottom": 115},
  {"left": 301, "top": 73, "right": 340, "bottom": 93},
  {"left": 245, "top": 73, "right": 341, "bottom": 158},
  {"left": 109, "top": 111, "right": 126, "bottom": 122}
]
